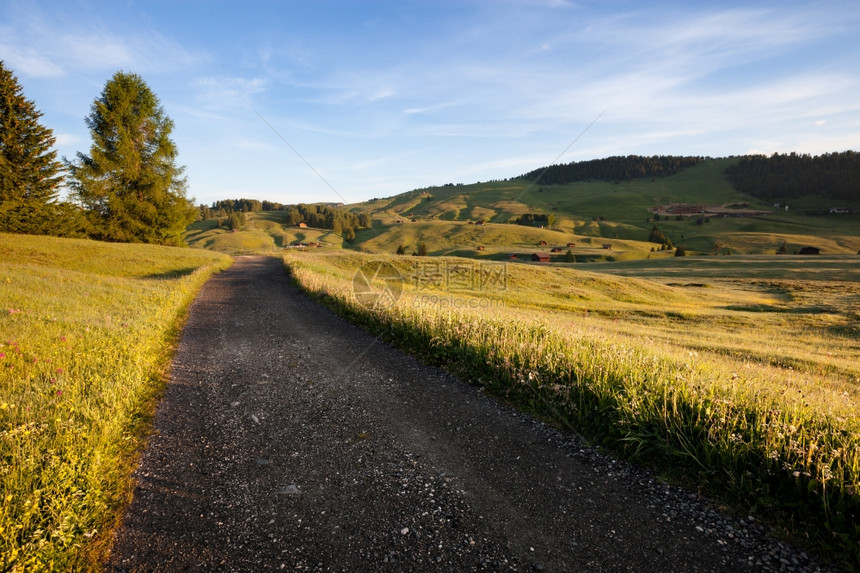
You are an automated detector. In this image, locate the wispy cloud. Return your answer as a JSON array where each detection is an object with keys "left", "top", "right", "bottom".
[
  {"left": 194, "top": 76, "right": 268, "bottom": 111},
  {"left": 0, "top": 4, "right": 204, "bottom": 78}
]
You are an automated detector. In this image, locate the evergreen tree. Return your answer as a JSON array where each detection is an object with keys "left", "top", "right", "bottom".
[
  {"left": 0, "top": 61, "right": 84, "bottom": 236},
  {"left": 564, "top": 249, "right": 575, "bottom": 262},
  {"left": 66, "top": 72, "right": 195, "bottom": 245},
  {"left": 417, "top": 242, "right": 428, "bottom": 256},
  {"left": 675, "top": 245, "right": 687, "bottom": 257},
  {"left": 648, "top": 224, "right": 667, "bottom": 244}
]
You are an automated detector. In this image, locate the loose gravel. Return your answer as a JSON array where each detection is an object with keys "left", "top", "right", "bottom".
[{"left": 106, "top": 256, "right": 836, "bottom": 572}]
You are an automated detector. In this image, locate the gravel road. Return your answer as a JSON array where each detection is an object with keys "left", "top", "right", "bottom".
[{"left": 107, "top": 256, "right": 834, "bottom": 572}]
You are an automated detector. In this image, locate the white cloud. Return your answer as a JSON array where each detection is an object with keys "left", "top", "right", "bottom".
[
  {"left": 0, "top": 6, "right": 205, "bottom": 78},
  {"left": 53, "top": 133, "right": 83, "bottom": 147},
  {"left": 194, "top": 77, "right": 268, "bottom": 111}
]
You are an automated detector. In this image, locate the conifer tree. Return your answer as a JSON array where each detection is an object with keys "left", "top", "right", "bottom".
[
  {"left": 66, "top": 72, "right": 195, "bottom": 245},
  {"left": 0, "top": 60, "right": 80, "bottom": 235}
]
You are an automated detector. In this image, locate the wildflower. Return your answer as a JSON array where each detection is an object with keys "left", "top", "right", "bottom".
[
  {"left": 60, "top": 336, "right": 66, "bottom": 342},
  {"left": 0, "top": 352, "right": 5, "bottom": 359},
  {"left": 56, "top": 390, "right": 62, "bottom": 396},
  {"left": 56, "top": 368, "right": 63, "bottom": 374}
]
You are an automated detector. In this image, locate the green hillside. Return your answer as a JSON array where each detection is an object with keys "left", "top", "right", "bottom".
[
  {"left": 188, "top": 157, "right": 860, "bottom": 259},
  {"left": 347, "top": 158, "right": 860, "bottom": 259},
  {"left": 185, "top": 211, "right": 346, "bottom": 254}
]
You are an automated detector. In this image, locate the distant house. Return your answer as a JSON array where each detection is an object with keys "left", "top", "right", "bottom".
[
  {"left": 567, "top": 242, "right": 576, "bottom": 248},
  {"left": 476, "top": 220, "right": 486, "bottom": 226},
  {"left": 602, "top": 244, "right": 613, "bottom": 250},
  {"left": 667, "top": 204, "right": 705, "bottom": 215},
  {"left": 830, "top": 207, "right": 850, "bottom": 214},
  {"left": 411, "top": 218, "right": 418, "bottom": 222},
  {"left": 799, "top": 246, "right": 821, "bottom": 255},
  {"left": 298, "top": 222, "right": 308, "bottom": 228},
  {"left": 476, "top": 246, "right": 485, "bottom": 251},
  {"left": 507, "top": 253, "right": 518, "bottom": 260},
  {"left": 538, "top": 240, "right": 547, "bottom": 246},
  {"left": 550, "top": 247, "right": 563, "bottom": 253},
  {"left": 532, "top": 252, "right": 550, "bottom": 262}
]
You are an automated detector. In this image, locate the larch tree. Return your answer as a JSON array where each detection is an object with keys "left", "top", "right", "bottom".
[
  {"left": 0, "top": 60, "right": 83, "bottom": 236},
  {"left": 66, "top": 71, "right": 196, "bottom": 245}
]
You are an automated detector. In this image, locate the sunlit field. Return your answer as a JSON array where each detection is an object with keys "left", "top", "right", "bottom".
[
  {"left": 0, "top": 233, "right": 231, "bottom": 571},
  {"left": 284, "top": 250, "right": 860, "bottom": 568}
]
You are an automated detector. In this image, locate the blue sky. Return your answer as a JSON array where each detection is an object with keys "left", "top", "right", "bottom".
[{"left": 2, "top": 1, "right": 859, "bottom": 206}]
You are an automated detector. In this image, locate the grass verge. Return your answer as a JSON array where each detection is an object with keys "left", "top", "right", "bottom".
[{"left": 0, "top": 233, "right": 231, "bottom": 571}]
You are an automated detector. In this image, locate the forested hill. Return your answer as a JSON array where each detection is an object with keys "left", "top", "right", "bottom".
[
  {"left": 518, "top": 155, "right": 704, "bottom": 185},
  {"left": 724, "top": 151, "right": 860, "bottom": 202}
]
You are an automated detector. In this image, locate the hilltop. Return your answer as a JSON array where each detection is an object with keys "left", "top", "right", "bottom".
[{"left": 187, "top": 155, "right": 860, "bottom": 260}]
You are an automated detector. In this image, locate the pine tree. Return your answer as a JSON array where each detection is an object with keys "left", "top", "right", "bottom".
[
  {"left": 0, "top": 60, "right": 83, "bottom": 235},
  {"left": 66, "top": 72, "right": 195, "bottom": 245}
]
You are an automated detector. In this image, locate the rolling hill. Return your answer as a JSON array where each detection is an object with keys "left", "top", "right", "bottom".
[{"left": 188, "top": 157, "right": 860, "bottom": 260}]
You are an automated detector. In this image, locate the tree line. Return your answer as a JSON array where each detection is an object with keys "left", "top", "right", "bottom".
[
  {"left": 518, "top": 155, "right": 704, "bottom": 185},
  {"left": 1, "top": 61, "right": 195, "bottom": 245},
  {"left": 724, "top": 152, "right": 860, "bottom": 202},
  {"left": 513, "top": 213, "right": 555, "bottom": 227},
  {"left": 199, "top": 199, "right": 371, "bottom": 240}
]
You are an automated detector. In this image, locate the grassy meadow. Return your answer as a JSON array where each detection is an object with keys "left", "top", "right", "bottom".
[
  {"left": 185, "top": 210, "right": 343, "bottom": 254},
  {"left": 349, "top": 159, "right": 860, "bottom": 259},
  {"left": 0, "top": 233, "right": 231, "bottom": 570},
  {"left": 284, "top": 249, "right": 860, "bottom": 569}
]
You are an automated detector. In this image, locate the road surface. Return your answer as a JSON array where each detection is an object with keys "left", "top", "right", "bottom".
[{"left": 107, "top": 256, "right": 828, "bottom": 572}]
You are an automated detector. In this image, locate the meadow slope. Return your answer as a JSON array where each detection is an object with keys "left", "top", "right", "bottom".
[{"left": 0, "top": 233, "right": 231, "bottom": 570}]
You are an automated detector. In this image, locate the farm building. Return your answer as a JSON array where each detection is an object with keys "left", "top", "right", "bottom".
[
  {"left": 537, "top": 240, "right": 547, "bottom": 246},
  {"left": 532, "top": 253, "right": 550, "bottom": 262},
  {"left": 551, "top": 247, "right": 563, "bottom": 253},
  {"left": 666, "top": 204, "right": 705, "bottom": 215},
  {"left": 798, "top": 246, "right": 821, "bottom": 255},
  {"left": 298, "top": 222, "right": 307, "bottom": 228}
]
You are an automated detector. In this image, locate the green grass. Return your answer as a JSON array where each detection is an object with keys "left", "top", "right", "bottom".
[
  {"left": 185, "top": 211, "right": 345, "bottom": 254},
  {"left": 344, "top": 159, "right": 860, "bottom": 260},
  {"left": 284, "top": 250, "right": 860, "bottom": 570},
  {"left": 0, "top": 233, "right": 231, "bottom": 570}
]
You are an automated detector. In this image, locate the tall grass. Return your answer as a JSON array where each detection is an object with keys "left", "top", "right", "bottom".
[
  {"left": 0, "top": 233, "right": 231, "bottom": 570},
  {"left": 285, "top": 251, "right": 860, "bottom": 569}
]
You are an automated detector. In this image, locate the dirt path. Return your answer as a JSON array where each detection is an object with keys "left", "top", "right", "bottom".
[{"left": 107, "top": 256, "right": 827, "bottom": 572}]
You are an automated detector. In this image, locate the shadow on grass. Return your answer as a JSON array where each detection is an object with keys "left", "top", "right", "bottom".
[{"left": 144, "top": 267, "right": 198, "bottom": 279}]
